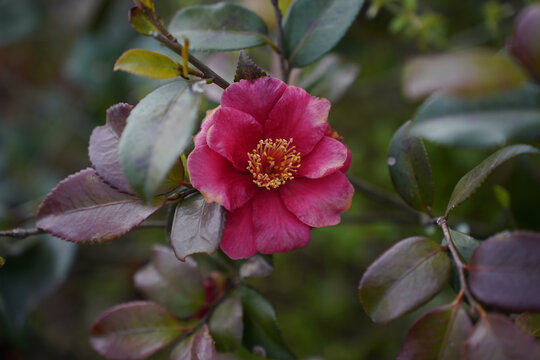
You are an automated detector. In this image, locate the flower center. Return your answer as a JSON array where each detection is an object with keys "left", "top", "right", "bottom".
[{"left": 247, "top": 138, "right": 301, "bottom": 190}]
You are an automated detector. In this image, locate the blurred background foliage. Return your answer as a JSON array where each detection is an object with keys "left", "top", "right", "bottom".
[{"left": 0, "top": 0, "right": 539, "bottom": 359}]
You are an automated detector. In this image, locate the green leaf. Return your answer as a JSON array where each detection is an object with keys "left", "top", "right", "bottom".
[
  {"left": 447, "top": 230, "right": 481, "bottom": 263},
  {"left": 168, "top": 3, "right": 269, "bottom": 52},
  {"left": 118, "top": 81, "right": 202, "bottom": 201},
  {"left": 133, "top": 246, "right": 206, "bottom": 319},
  {"left": 516, "top": 313, "right": 540, "bottom": 338},
  {"left": 358, "top": 236, "right": 451, "bottom": 323},
  {"left": 493, "top": 184, "right": 511, "bottom": 209},
  {"left": 209, "top": 294, "right": 243, "bottom": 352},
  {"left": 410, "top": 84, "right": 540, "bottom": 147},
  {"left": 403, "top": 49, "right": 527, "bottom": 100},
  {"left": 234, "top": 51, "right": 268, "bottom": 82},
  {"left": 398, "top": 303, "right": 473, "bottom": 360},
  {"left": 170, "top": 324, "right": 216, "bottom": 360},
  {"left": 445, "top": 144, "right": 540, "bottom": 216},
  {"left": 0, "top": 235, "right": 76, "bottom": 329},
  {"left": 90, "top": 301, "right": 183, "bottom": 360},
  {"left": 129, "top": 7, "right": 158, "bottom": 36},
  {"left": 240, "top": 286, "right": 296, "bottom": 360},
  {"left": 388, "top": 120, "right": 434, "bottom": 214},
  {"left": 463, "top": 314, "right": 540, "bottom": 359},
  {"left": 114, "top": 49, "right": 182, "bottom": 79},
  {"left": 136, "top": 0, "right": 155, "bottom": 12},
  {"left": 170, "top": 194, "right": 226, "bottom": 261},
  {"left": 283, "top": 0, "right": 364, "bottom": 67}
]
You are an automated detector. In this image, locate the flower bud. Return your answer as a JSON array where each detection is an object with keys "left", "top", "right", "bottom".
[{"left": 510, "top": 4, "right": 540, "bottom": 80}]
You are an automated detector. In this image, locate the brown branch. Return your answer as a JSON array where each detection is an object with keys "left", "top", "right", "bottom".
[
  {"left": 137, "top": 3, "right": 230, "bottom": 90},
  {"left": 0, "top": 227, "right": 44, "bottom": 239},
  {"left": 437, "top": 217, "right": 481, "bottom": 315},
  {"left": 270, "top": 0, "right": 289, "bottom": 82}
]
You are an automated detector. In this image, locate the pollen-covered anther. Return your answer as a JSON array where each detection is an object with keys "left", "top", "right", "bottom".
[{"left": 246, "top": 138, "right": 301, "bottom": 190}]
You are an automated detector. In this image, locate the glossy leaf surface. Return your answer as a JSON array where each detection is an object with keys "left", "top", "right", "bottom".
[
  {"left": 170, "top": 324, "right": 216, "bottom": 360},
  {"left": 468, "top": 231, "right": 540, "bottom": 312},
  {"left": 209, "top": 294, "right": 243, "bottom": 352},
  {"left": 411, "top": 84, "right": 540, "bottom": 147},
  {"left": 445, "top": 144, "right": 540, "bottom": 216},
  {"left": 114, "top": 49, "right": 181, "bottom": 79},
  {"left": 463, "top": 313, "right": 540, "bottom": 360},
  {"left": 283, "top": 0, "right": 364, "bottom": 67},
  {"left": 447, "top": 230, "right": 481, "bottom": 263},
  {"left": 36, "top": 168, "right": 160, "bottom": 243},
  {"left": 133, "top": 246, "right": 206, "bottom": 319},
  {"left": 234, "top": 51, "right": 267, "bottom": 82},
  {"left": 168, "top": 3, "right": 269, "bottom": 51},
  {"left": 118, "top": 81, "right": 201, "bottom": 201},
  {"left": 90, "top": 301, "right": 183, "bottom": 360},
  {"left": 388, "top": 121, "right": 434, "bottom": 214},
  {"left": 171, "top": 194, "right": 225, "bottom": 261},
  {"left": 89, "top": 103, "right": 134, "bottom": 194},
  {"left": 358, "top": 237, "right": 451, "bottom": 323},
  {"left": 398, "top": 303, "right": 472, "bottom": 360},
  {"left": 240, "top": 286, "right": 296, "bottom": 360},
  {"left": 239, "top": 255, "right": 273, "bottom": 279},
  {"left": 403, "top": 50, "right": 527, "bottom": 100},
  {"left": 0, "top": 234, "right": 76, "bottom": 328}
]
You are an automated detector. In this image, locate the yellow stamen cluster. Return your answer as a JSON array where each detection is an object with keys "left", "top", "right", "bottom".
[{"left": 247, "top": 138, "right": 301, "bottom": 190}]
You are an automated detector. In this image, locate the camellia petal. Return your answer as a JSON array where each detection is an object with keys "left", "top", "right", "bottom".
[
  {"left": 341, "top": 147, "right": 352, "bottom": 172},
  {"left": 220, "top": 77, "right": 287, "bottom": 125},
  {"left": 280, "top": 172, "right": 354, "bottom": 227},
  {"left": 220, "top": 200, "right": 257, "bottom": 259},
  {"left": 298, "top": 136, "right": 348, "bottom": 179},
  {"left": 252, "top": 190, "right": 311, "bottom": 254},
  {"left": 264, "top": 85, "right": 330, "bottom": 155},
  {"left": 187, "top": 145, "right": 255, "bottom": 211},
  {"left": 207, "top": 107, "right": 263, "bottom": 171},
  {"left": 194, "top": 107, "right": 219, "bottom": 147}
]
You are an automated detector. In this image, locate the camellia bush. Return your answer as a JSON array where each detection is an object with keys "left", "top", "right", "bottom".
[{"left": 1, "top": 0, "right": 540, "bottom": 359}]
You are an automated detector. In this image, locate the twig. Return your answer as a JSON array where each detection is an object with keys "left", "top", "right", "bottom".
[
  {"left": 437, "top": 217, "right": 480, "bottom": 315},
  {"left": 270, "top": 0, "right": 289, "bottom": 82},
  {"left": 136, "top": 3, "right": 230, "bottom": 90},
  {"left": 0, "top": 227, "right": 44, "bottom": 239}
]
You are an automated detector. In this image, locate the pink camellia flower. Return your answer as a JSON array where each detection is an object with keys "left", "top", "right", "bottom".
[{"left": 188, "top": 77, "right": 354, "bottom": 259}]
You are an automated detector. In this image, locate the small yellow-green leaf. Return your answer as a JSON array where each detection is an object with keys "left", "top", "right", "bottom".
[
  {"left": 114, "top": 49, "right": 181, "bottom": 79},
  {"left": 135, "top": 0, "right": 154, "bottom": 12},
  {"left": 493, "top": 184, "right": 511, "bottom": 209},
  {"left": 129, "top": 7, "right": 158, "bottom": 36}
]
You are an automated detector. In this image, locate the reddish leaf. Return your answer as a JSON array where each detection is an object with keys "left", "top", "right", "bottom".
[
  {"left": 462, "top": 313, "right": 540, "bottom": 360},
  {"left": 89, "top": 103, "right": 134, "bottom": 194},
  {"left": 234, "top": 51, "right": 267, "bottom": 82},
  {"left": 36, "top": 168, "right": 161, "bottom": 243},
  {"left": 133, "top": 246, "right": 206, "bottom": 319},
  {"left": 170, "top": 324, "right": 216, "bottom": 360},
  {"left": 358, "top": 237, "right": 451, "bottom": 323},
  {"left": 90, "top": 301, "right": 183, "bottom": 360},
  {"left": 398, "top": 303, "right": 472, "bottom": 360},
  {"left": 468, "top": 231, "right": 540, "bottom": 312}
]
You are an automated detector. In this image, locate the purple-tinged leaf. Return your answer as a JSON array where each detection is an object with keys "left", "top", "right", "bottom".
[
  {"left": 170, "top": 324, "right": 216, "bottom": 360},
  {"left": 510, "top": 4, "right": 540, "bottom": 80},
  {"left": 358, "top": 237, "right": 451, "bottom": 323},
  {"left": 240, "top": 286, "right": 296, "bottom": 360},
  {"left": 445, "top": 144, "right": 540, "bottom": 216},
  {"left": 462, "top": 313, "right": 540, "bottom": 360},
  {"left": 89, "top": 103, "right": 134, "bottom": 194},
  {"left": 171, "top": 194, "right": 225, "bottom": 261},
  {"left": 90, "top": 301, "right": 184, "bottom": 360},
  {"left": 388, "top": 120, "right": 434, "bottom": 214},
  {"left": 134, "top": 245, "right": 206, "bottom": 319},
  {"left": 398, "top": 303, "right": 472, "bottom": 360},
  {"left": 239, "top": 255, "right": 273, "bottom": 279},
  {"left": 516, "top": 313, "right": 540, "bottom": 337},
  {"left": 36, "top": 168, "right": 161, "bottom": 243},
  {"left": 209, "top": 294, "right": 243, "bottom": 352},
  {"left": 234, "top": 51, "right": 267, "bottom": 82},
  {"left": 468, "top": 231, "right": 540, "bottom": 312},
  {"left": 403, "top": 49, "right": 527, "bottom": 100}
]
